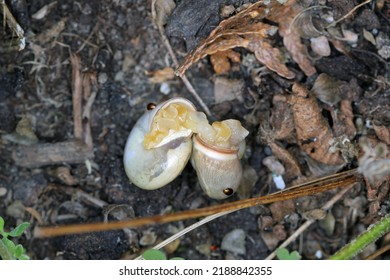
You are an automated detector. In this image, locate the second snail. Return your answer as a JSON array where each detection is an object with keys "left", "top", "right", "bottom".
[{"left": 123, "top": 97, "right": 249, "bottom": 199}]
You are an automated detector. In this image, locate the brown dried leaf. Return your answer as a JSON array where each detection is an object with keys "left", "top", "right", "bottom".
[
  {"left": 269, "top": 200, "right": 295, "bottom": 223},
  {"left": 290, "top": 83, "right": 344, "bottom": 165},
  {"left": 147, "top": 67, "right": 176, "bottom": 83},
  {"left": 268, "top": 0, "right": 316, "bottom": 76},
  {"left": 210, "top": 49, "right": 240, "bottom": 74},
  {"left": 331, "top": 100, "right": 356, "bottom": 138},
  {"left": 270, "top": 95, "right": 295, "bottom": 141},
  {"left": 373, "top": 124, "right": 390, "bottom": 145},
  {"left": 177, "top": 2, "right": 295, "bottom": 79},
  {"left": 268, "top": 142, "right": 302, "bottom": 179}
]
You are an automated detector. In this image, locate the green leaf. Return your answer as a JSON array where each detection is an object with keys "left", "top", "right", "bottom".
[
  {"left": 170, "top": 257, "right": 185, "bottom": 260},
  {"left": 14, "top": 244, "right": 24, "bottom": 259},
  {"left": 276, "top": 247, "right": 302, "bottom": 260},
  {"left": 8, "top": 222, "right": 30, "bottom": 237},
  {"left": 142, "top": 249, "right": 167, "bottom": 260},
  {"left": 2, "top": 237, "right": 16, "bottom": 254},
  {"left": 18, "top": 253, "right": 30, "bottom": 260},
  {"left": 0, "top": 216, "right": 4, "bottom": 233}
]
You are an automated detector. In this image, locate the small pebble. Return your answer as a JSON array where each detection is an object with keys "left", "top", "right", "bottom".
[
  {"left": 98, "top": 72, "right": 108, "bottom": 84},
  {"left": 160, "top": 82, "right": 171, "bottom": 95},
  {"left": 221, "top": 229, "right": 246, "bottom": 255},
  {"left": 0, "top": 187, "right": 7, "bottom": 197},
  {"left": 315, "top": 250, "right": 323, "bottom": 259}
]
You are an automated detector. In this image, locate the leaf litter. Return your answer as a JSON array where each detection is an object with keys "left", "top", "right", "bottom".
[{"left": 0, "top": 0, "right": 390, "bottom": 260}]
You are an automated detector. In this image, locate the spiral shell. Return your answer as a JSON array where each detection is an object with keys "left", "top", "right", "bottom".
[{"left": 123, "top": 97, "right": 196, "bottom": 190}]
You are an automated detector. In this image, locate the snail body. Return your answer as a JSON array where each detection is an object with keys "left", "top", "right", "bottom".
[
  {"left": 123, "top": 97, "right": 196, "bottom": 190},
  {"left": 191, "top": 119, "right": 249, "bottom": 199}
]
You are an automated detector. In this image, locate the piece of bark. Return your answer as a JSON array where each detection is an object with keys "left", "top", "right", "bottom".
[{"left": 12, "top": 140, "right": 94, "bottom": 168}]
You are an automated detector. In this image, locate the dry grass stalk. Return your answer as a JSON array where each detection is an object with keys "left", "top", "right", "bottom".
[{"left": 34, "top": 169, "right": 362, "bottom": 238}]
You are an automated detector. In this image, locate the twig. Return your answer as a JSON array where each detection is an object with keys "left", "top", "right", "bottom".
[
  {"left": 364, "top": 244, "right": 390, "bottom": 260},
  {"left": 33, "top": 169, "right": 362, "bottom": 238},
  {"left": 81, "top": 72, "right": 98, "bottom": 149},
  {"left": 326, "top": 0, "right": 372, "bottom": 28},
  {"left": 12, "top": 140, "right": 94, "bottom": 168},
  {"left": 134, "top": 210, "right": 236, "bottom": 260},
  {"left": 153, "top": 6, "right": 212, "bottom": 117},
  {"left": 265, "top": 182, "right": 356, "bottom": 260},
  {"left": 70, "top": 53, "right": 83, "bottom": 139}
]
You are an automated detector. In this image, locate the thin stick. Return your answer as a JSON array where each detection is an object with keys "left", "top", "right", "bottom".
[
  {"left": 265, "top": 182, "right": 356, "bottom": 260},
  {"left": 364, "top": 244, "right": 390, "bottom": 260},
  {"left": 154, "top": 11, "right": 212, "bottom": 117},
  {"left": 134, "top": 210, "right": 236, "bottom": 260},
  {"left": 34, "top": 169, "right": 361, "bottom": 238},
  {"left": 326, "top": 0, "right": 372, "bottom": 28},
  {"left": 70, "top": 53, "right": 83, "bottom": 140},
  {"left": 81, "top": 72, "right": 98, "bottom": 149}
]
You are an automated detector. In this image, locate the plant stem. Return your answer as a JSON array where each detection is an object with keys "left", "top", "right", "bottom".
[
  {"left": 0, "top": 238, "right": 14, "bottom": 260},
  {"left": 329, "top": 213, "right": 390, "bottom": 260}
]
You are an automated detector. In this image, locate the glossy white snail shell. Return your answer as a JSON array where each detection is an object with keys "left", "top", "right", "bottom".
[
  {"left": 123, "top": 97, "right": 196, "bottom": 190},
  {"left": 191, "top": 120, "right": 249, "bottom": 200}
]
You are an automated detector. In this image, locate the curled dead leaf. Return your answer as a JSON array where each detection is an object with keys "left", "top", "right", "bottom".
[
  {"left": 290, "top": 83, "right": 344, "bottom": 165},
  {"left": 177, "top": 1, "right": 295, "bottom": 79},
  {"left": 146, "top": 67, "right": 175, "bottom": 83},
  {"left": 210, "top": 49, "right": 240, "bottom": 74}
]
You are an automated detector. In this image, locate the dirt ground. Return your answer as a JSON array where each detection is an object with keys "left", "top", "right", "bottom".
[{"left": 0, "top": 0, "right": 390, "bottom": 260}]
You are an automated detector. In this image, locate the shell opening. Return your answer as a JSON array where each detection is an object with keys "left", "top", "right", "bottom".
[
  {"left": 144, "top": 103, "right": 249, "bottom": 150},
  {"left": 144, "top": 102, "right": 195, "bottom": 149}
]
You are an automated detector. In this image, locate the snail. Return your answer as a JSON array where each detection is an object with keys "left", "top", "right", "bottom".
[
  {"left": 123, "top": 97, "right": 249, "bottom": 199},
  {"left": 191, "top": 119, "right": 249, "bottom": 199},
  {"left": 123, "top": 97, "right": 196, "bottom": 190}
]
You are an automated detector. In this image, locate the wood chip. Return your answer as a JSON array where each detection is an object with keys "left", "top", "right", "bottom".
[{"left": 12, "top": 140, "right": 94, "bottom": 168}]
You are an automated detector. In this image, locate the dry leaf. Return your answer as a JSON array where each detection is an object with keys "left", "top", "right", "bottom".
[
  {"left": 32, "top": 1, "right": 58, "bottom": 20},
  {"left": 268, "top": 141, "right": 302, "bottom": 179},
  {"left": 310, "top": 73, "right": 343, "bottom": 106},
  {"left": 177, "top": 2, "right": 295, "bottom": 79},
  {"left": 270, "top": 95, "right": 295, "bottom": 141},
  {"left": 269, "top": 0, "right": 316, "bottom": 76},
  {"left": 147, "top": 67, "right": 175, "bottom": 83},
  {"left": 373, "top": 124, "right": 390, "bottom": 145},
  {"left": 210, "top": 49, "right": 240, "bottom": 74},
  {"left": 290, "top": 83, "right": 344, "bottom": 165},
  {"left": 331, "top": 100, "right": 356, "bottom": 139}
]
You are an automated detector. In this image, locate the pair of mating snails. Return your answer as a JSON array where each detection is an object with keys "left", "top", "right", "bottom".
[{"left": 123, "top": 97, "right": 249, "bottom": 199}]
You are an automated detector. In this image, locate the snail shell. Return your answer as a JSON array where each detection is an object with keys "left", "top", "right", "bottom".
[
  {"left": 191, "top": 119, "right": 249, "bottom": 199},
  {"left": 123, "top": 97, "right": 196, "bottom": 190}
]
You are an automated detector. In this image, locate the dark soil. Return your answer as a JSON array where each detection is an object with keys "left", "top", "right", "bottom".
[{"left": 0, "top": 0, "right": 389, "bottom": 260}]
